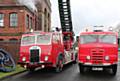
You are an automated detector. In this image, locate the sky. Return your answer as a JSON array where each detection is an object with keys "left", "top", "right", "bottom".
[{"left": 51, "top": 0, "right": 120, "bottom": 35}]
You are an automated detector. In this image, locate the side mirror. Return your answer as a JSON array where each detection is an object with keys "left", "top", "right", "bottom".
[
  {"left": 118, "top": 38, "right": 119, "bottom": 45},
  {"left": 75, "top": 47, "right": 79, "bottom": 51}
]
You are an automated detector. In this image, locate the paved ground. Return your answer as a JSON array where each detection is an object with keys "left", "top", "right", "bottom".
[
  {"left": 1, "top": 54, "right": 120, "bottom": 81},
  {"left": 1, "top": 62, "right": 120, "bottom": 81}
]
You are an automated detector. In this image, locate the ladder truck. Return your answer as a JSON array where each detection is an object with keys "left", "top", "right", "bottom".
[{"left": 19, "top": 0, "right": 75, "bottom": 72}]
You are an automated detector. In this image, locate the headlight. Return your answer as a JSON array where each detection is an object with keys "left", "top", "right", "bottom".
[
  {"left": 105, "top": 56, "right": 109, "bottom": 61},
  {"left": 22, "top": 57, "right": 26, "bottom": 62},
  {"left": 75, "top": 47, "right": 79, "bottom": 51},
  {"left": 45, "top": 56, "right": 49, "bottom": 61},
  {"left": 48, "top": 52, "right": 51, "bottom": 55},
  {"left": 86, "top": 56, "right": 91, "bottom": 60}
]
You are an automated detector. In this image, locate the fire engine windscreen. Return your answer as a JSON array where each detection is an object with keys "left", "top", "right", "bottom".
[
  {"left": 80, "top": 34, "right": 116, "bottom": 44},
  {"left": 21, "top": 36, "right": 35, "bottom": 45},
  {"left": 21, "top": 35, "right": 51, "bottom": 45},
  {"left": 37, "top": 35, "right": 51, "bottom": 45}
]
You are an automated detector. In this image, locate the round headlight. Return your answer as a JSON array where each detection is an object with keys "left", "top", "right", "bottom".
[
  {"left": 86, "top": 56, "right": 91, "bottom": 60},
  {"left": 105, "top": 56, "right": 109, "bottom": 61},
  {"left": 48, "top": 52, "right": 51, "bottom": 55},
  {"left": 45, "top": 56, "right": 49, "bottom": 61},
  {"left": 22, "top": 57, "right": 26, "bottom": 62}
]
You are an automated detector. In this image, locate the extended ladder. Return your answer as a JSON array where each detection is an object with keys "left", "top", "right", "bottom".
[
  {"left": 58, "top": 0, "right": 73, "bottom": 33},
  {"left": 58, "top": 0, "right": 74, "bottom": 50}
]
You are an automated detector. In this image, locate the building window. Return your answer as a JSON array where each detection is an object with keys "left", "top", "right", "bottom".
[
  {"left": 44, "top": 8, "right": 47, "bottom": 32},
  {"left": 0, "top": 13, "right": 4, "bottom": 27},
  {"left": 26, "top": 15, "right": 29, "bottom": 28},
  {"left": 9, "top": 38, "right": 18, "bottom": 42},
  {"left": 0, "top": 39, "right": 4, "bottom": 41},
  {"left": 10, "top": 13, "right": 18, "bottom": 27},
  {"left": 48, "top": 26, "right": 50, "bottom": 32},
  {"left": 48, "top": 13, "right": 50, "bottom": 31},
  {"left": 38, "top": 16, "right": 42, "bottom": 30},
  {"left": 30, "top": 17, "right": 32, "bottom": 29},
  {"left": 48, "top": 13, "right": 50, "bottom": 19}
]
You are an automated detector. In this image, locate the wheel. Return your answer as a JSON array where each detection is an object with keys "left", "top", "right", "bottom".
[
  {"left": 73, "top": 53, "right": 78, "bottom": 64},
  {"left": 55, "top": 54, "right": 64, "bottom": 72},
  {"left": 55, "top": 59, "right": 63, "bottom": 72},
  {"left": 55, "top": 60, "right": 63, "bottom": 72},
  {"left": 28, "top": 68, "right": 35, "bottom": 72},
  {"left": 79, "top": 64, "right": 85, "bottom": 74},
  {"left": 111, "top": 65, "right": 117, "bottom": 76}
]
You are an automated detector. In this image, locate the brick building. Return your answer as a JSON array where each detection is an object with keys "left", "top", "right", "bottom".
[
  {"left": 0, "top": 0, "right": 51, "bottom": 41},
  {"left": 0, "top": 0, "right": 51, "bottom": 63},
  {"left": 36, "top": 0, "right": 51, "bottom": 32},
  {"left": 0, "top": 5, "right": 37, "bottom": 41}
]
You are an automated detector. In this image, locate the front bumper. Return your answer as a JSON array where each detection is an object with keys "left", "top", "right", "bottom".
[
  {"left": 78, "top": 62, "right": 117, "bottom": 68},
  {"left": 18, "top": 62, "right": 53, "bottom": 67}
]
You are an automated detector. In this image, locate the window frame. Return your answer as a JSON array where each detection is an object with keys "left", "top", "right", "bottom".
[
  {"left": 9, "top": 12, "right": 18, "bottom": 27},
  {"left": 0, "top": 13, "right": 4, "bottom": 27},
  {"left": 9, "top": 38, "right": 18, "bottom": 42},
  {"left": 29, "top": 17, "right": 32, "bottom": 29},
  {"left": 26, "top": 15, "right": 29, "bottom": 28}
]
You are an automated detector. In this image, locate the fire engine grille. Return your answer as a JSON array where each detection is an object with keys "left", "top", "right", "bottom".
[
  {"left": 30, "top": 49, "right": 39, "bottom": 63},
  {"left": 91, "top": 49, "right": 104, "bottom": 64}
]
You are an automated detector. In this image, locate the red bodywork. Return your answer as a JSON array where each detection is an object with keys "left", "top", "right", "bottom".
[
  {"left": 19, "top": 31, "right": 75, "bottom": 70},
  {"left": 19, "top": 32, "right": 64, "bottom": 69},
  {"left": 78, "top": 32, "right": 118, "bottom": 66},
  {"left": 63, "top": 32, "right": 74, "bottom": 51}
]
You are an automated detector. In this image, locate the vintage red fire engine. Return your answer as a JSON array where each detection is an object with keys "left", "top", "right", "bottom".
[
  {"left": 19, "top": 31, "right": 75, "bottom": 72},
  {"left": 78, "top": 30, "right": 118, "bottom": 75}
]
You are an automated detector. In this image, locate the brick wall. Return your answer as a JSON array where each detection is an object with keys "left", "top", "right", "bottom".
[
  {"left": 0, "top": 6, "right": 36, "bottom": 41},
  {"left": 0, "top": 41, "right": 20, "bottom": 63}
]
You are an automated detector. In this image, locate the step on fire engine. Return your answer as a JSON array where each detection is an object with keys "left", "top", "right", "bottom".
[
  {"left": 77, "top": 28, "right": 118, "bottom": 75},
  {"left": 19, "top": 0, "right": 75, "bottom": 72}
]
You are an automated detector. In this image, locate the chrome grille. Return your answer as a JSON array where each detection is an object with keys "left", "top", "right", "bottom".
[
  {"left": 30, "top": 49, "right": 39, "bottom": 63},
  {"left": 91, "top": 49, "right": 104, "bottom": 63}
]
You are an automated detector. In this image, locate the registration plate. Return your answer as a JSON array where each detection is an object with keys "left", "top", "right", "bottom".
[{"left": 92, "top": 67, "right": 103, "bottom": 71}]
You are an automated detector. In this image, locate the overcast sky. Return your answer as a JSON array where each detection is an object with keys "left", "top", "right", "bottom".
[{"left": 51, "top": 0, "right": 120, "bottom": 35}]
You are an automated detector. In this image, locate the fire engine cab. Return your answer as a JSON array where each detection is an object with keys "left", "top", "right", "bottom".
[
  {"left": 78, "top": 30, "right": 118, "bottom": 75},
  {"left": 19, "top": 31, "right": 75, "bottom": 72}
]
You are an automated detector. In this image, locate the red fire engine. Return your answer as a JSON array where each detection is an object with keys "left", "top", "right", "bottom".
[
  {"left": 19, "top": 31, "right": 75, "bottom": 72},
  {"left": 78, "top": 30, "right": 118, "bottom": 75},
  {"left": 19, "top": 0, "right": 75, "bottom": 72}
]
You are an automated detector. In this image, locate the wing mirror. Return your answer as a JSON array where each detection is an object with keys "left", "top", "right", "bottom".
[{"left": 75, "top": 47, "right": 79, "bottom": 51}]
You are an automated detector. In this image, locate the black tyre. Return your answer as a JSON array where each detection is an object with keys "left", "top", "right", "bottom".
[
  {"left": 79, "top": 64, "right": 85, "bottom": 74},
  {"left": 28, "top": 68, "right": 35, "bottom": 72},
  {"left": 111, "top": 64, "right": 117, "bottom": 76},
  {"left": 55, "top": 59, "right": 63, "bottom": 72},
  {"left": 73, "top": 53, "right": 78, "bottom": 64}
]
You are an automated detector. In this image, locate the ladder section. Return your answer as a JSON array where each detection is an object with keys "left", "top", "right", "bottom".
[
  {"left": 58, "top": 0, "right": 74, "bottom": 51},
  {"left": 58, "top": 0, "right": 73, "bottom": 32}
]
